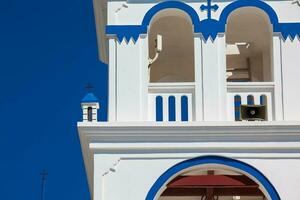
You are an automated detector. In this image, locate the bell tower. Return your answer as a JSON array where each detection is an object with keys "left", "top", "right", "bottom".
[{"left": 78, "top": 0, "right": 300, "bottom": 200}]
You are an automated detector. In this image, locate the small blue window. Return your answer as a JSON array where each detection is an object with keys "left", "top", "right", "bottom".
[
  {"left": 234, "top": 95, "right": 241, "bottom": 121},
  {"left": 156, "top": 96, "right": 163, "bottom": 121},
  {"left": 181, "top": 96, "right": 188, "bottom": 121},
  {"left": 168, "top": 96, "right": 176, "bottom": 121},
  {"left": 247, "top": 95, "right": 254, "bottom": 105},
  {"left": 260, "top": 95, "right": 267, "bottom": 105}
]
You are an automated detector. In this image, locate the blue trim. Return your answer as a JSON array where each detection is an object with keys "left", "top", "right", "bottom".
[
  {"left": 155, "top": 96, "right": 163, "bottom": 122},
  {"left": 277, "top": 23, "right": 300, "bottom": 40},
  {"left": 146, "top": 156, "right": 281, "bottom": 200},
  {"left": 106, "top": 0, "right": 300, "bottom": 42},
  {"left": 181, "top": 96, "right": 188, "bottom": 121},
  {"left": 106, "top": 25, "right": 143, "bottom": 42},
  {"left": 142, "top": 1, "right": 201, "bottom": 33},
  {"left": 234, "top": 95, "right": 241, "bottom": 121},
  {"left": 247, "top": 95, "right": 254, "bottom": 105},
  {"left": 106, "top": 1, "right": 201, "bottom": 42},
  {"left": 219, "top": 0, "right": 279, "bottom": 28},
  {"left": 198, "top": 19, "right": 223, "bottom": 41},
  {"left": 82, "top": 93, "right": 98, "bottom": 103},
  {"left": 168, "top": 96, "right": 176, "bottom": 121}
]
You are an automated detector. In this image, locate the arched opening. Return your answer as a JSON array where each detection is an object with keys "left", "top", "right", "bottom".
[
  {"left": 146, "top": 156, "right": 280, "bottom": 200},
  {"left": 226, "top": 7, "right": 273, "bottom": 82},
  {"left": 148, "top": 9, "right": 195, "bottom": 83},
  {"left": 87, "top": 107, "right": 93, "bottom": 122},
  {"left": 158, "top": 168, "right": 267, "bottom": 200}
]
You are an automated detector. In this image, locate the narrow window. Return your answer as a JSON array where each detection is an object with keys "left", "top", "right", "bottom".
[
  {"left": 260, "top": 95, "right": 267, "bottom": 105},
  {"left": 234, "top": 95, "right": 241, "bottom": 121},
  {"left": 87, "top": 107, "right": 93, "bottom": 122},
  {"left": 260, "top": 95, "right": 268, "bottom": 120},
  {"left": 247, "top": 95, "right": 254, "bottom": 105},
  {"left": 181, "top": 96, "right": 188, "bottom": 121},
  {"left": 168, "top": 96, "right": 176, "bottom": 121},
  {"left": 156, "top": 96, "right": 163, "bottom": 121}
]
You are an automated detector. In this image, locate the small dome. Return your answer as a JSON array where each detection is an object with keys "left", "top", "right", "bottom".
[{"left": 82, "top": 93, "right": 99, "bottom": 103}]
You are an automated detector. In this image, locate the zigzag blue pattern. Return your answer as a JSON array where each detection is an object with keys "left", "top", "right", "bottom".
[{"left": 106, "top": 0, "right": 300, "bottom": 42}]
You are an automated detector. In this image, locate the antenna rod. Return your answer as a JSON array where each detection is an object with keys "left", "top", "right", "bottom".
[{"left": 40, "top": 170, "right": 48, "bottom": 200}]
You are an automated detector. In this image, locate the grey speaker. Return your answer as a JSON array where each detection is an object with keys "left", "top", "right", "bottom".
[{"left": 240, "top": 105, "right": 267, "bottom": 121}]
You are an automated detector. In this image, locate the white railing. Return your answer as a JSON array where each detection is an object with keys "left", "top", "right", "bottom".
[
  {"left": 227, "top": 82, "right": 275, "bottom": 121},
  {"left": 148, "top": 82, "right": 195, "bottom": 122}
]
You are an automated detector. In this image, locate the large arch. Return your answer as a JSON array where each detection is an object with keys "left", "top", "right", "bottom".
[
  {"left": 219, "top": 0, "right": 279, "bottom": 31},
  {"left": 146, "top": 156, "right": 280, "bottom": 200},
  {"left": 141, "top": 1, "right": 201, "bottom": 33}
]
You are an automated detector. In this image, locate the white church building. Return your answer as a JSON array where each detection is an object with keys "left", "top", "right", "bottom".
[{"left": 77, "top": 0, "right": 300, "bottom": 199}]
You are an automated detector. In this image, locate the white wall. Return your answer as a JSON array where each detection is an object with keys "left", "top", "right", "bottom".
[
  {"left": 281, "top": 38, "right": 300, "bottom": 120},
  {"left": 115, "top": 38, "right": 148, "bottom": 121},
  {"left": 202, "top": 35, "right": 227, "bottom": 121},
  {"left": 94, "top": 151, "right": 300, "bottom": 200}
]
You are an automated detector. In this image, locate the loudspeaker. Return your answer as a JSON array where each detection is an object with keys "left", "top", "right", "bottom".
[{"left": 240, "top": 105, "right": 267, "bottom": 121}]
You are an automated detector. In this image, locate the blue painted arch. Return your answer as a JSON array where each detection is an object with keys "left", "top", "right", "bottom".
[
  {"left": 141, "top": 1, "right": 201, "bottom": 33},
  {"left": 106, "top": 0, "right": 300, "bottom": 41},
  {"left": 219, "top": 0, "right": 280, "bottom": 32},
  {"left": 146, "top": 155, "right": 281, "bottom": 200}
]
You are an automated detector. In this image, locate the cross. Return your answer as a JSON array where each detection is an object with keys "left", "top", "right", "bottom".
[
  {"left": 40, "top": 170, "right": 48, "bottom": 200},
  {"left": 200, "top": 0, "right": 219, "bottom": 20},
  {"left": 85, "top": 83, "right": 94, "bottom": 91}
]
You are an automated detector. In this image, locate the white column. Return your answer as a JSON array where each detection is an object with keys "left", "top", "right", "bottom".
[
  {"left": 116, "top": 38, "right": 144, "bottom": 121},
  {"left": 194, "top": 35, "right": 204, "bottom": 121},
  {"left": 140, "top": 35, "right": 149, "bottom": 121},
  {"left": 281, "top": 37, "right": 300, "bottom": 120},
  {"left": 217, "top": 34, "right": 227, "bottom": 121},
  {"left": 272, "top": 36, "right": 284, "bottom": 121},
  {"left": 202, "top": 35, "right": 227, "bottom": 121},
  {"left": 108, "top": 38, "right": 117, "bottom": 122}
]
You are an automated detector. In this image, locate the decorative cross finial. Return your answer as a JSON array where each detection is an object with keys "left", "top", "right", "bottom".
[
  {"left": 85, "top": 83, "right": 94, "bottom": 92},
  {"left": 200, "top": 0, "right": 219, "bottom": 20}
]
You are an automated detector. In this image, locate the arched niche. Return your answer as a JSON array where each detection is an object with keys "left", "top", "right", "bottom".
[
  {"left": 146, "top": 156, "right": 280, "bottom": 200},
  {"left": 148, "top": 9, "right": 195, "bottom": 83},
  {"left": 225, "top": 7, "right": 273, "bottom": 82}
]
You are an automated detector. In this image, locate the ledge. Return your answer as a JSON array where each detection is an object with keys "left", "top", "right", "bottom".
[{"left": 77, "top": 121, "right": 300, "bottom": 143}]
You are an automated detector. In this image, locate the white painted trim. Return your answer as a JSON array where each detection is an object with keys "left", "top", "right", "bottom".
[
  {"left": 108, "top": 39, "right": 116, "bottom": 121},
  {"left": 148, "top": 82, "right": 195, "bottom": 92},
  {"left": 93, "top": 0, "right": 108, "bottom": 63},
  {"left": 218, "top": 34, "right": 227, "bottom": 121},
  {"left": 194, "top": 35, "right": 204, "bottom": 121},
  {"left": 140, "top": 36, "right": 149, "bottom": 121},
  {"left": 273, "top": 36, "right": 284, "bottom": 120},
  {"left": 90, "top": 142, "right": 300, "bottom": 151},
  {"left": 227, "top": 82, "right": 275, "bottom": 91},
  {"left": 78, "top": 121, "right": 300, "bottom": 142}
]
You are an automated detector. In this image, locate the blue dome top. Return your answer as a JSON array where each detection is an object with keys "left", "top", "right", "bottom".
[{"left": 81, "top": 93, "right": 99, "bottom": 103}]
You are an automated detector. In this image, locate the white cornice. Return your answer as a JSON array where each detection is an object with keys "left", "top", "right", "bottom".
[
  {"left": 93, "top": 0, "right": 108, "bottom": 63},
  {"left": 78, "top": 121, "right": 300, "bottom": 142},
  {"left": 78, "top": 121, "right": 300, "bottom": 197}
]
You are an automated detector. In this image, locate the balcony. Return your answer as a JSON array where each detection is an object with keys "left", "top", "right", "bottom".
[
  {"left": 227, "top": 82, "right": 275, "bottom": 121},
  {"left": 148, "top": 82, "right": 195, "bottom": 122}
]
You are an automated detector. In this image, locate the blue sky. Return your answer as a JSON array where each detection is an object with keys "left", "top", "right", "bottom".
[{"left": 0, "top": 0, "right": 107, "bottom": 199}]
